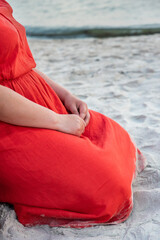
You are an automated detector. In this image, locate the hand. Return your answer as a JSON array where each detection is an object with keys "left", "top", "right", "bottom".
[
  {"left": 63, "top": 94, "right": 90, "bottom": 126},
  {"left": 56, "top": 114, "right": 86, "bottom": 137}
]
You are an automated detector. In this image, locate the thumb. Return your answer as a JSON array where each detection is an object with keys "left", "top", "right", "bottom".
[{"left": 79, "top": 103, "right": 87, "bottom": 119}]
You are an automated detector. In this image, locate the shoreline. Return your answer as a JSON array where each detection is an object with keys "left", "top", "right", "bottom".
[{"left": 25, "top": 24, "right": 160, "bottom": 39}]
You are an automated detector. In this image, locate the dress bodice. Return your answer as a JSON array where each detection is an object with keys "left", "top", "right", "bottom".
[{"left": 0, "top": 0, "right": 36, "bottom": 81}]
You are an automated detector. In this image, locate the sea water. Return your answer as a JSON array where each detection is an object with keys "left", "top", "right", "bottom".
[{"left": 7, "top": 0, "right": 160, "bottom": 38}]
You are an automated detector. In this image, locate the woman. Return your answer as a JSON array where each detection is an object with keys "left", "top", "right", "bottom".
[{"left": 0, "top": 0, "right": 146, "bottom": 228}]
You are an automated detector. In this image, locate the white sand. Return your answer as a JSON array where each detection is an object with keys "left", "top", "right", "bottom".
[{"left": 0, "top": 34, "right": 160, "bottom": 240}]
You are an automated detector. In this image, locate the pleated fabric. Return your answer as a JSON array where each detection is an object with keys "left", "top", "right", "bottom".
[{"left": 0, "top": 0, "right": 146, "bottom": 228}]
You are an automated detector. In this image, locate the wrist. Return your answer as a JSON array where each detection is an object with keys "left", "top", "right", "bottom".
[
  {"left": 48, "top": 110, "right": 60, "bottom": 130},
  {"left": 62, "top": 91, "right": 72, "bottom": 104}
]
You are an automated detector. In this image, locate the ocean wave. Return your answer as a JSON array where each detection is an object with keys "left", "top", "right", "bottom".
[{"left": 25, "top": 24, "right": 160, "bottom": 38}]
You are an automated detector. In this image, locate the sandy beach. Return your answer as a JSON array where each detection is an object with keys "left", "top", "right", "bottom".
[{"left": 0, "top": 34, "right": 160, "bottom": 240}]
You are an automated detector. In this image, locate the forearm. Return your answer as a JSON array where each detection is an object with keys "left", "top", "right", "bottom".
[
  {"left": 33, "top": 68, "right": 71, "bottom": 103},
  {"left": 0, "top": 85, "right": 58, "bottom": 129},
  {"left": 32, "top": 68, "right": 90, "bottom": 127}
]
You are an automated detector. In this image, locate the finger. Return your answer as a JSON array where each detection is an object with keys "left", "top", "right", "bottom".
[
  {"left": 70, "top": 104, "right": 79, "bottom": 115},
  {"left": 80, "top": 115, "right": 86, "bottom": 127},
  {"left": 79, "top": 103, "right": 88, "bottom": 119},
  {"left": 80, "top": 119, "right": 86, "bottom": 135},
  {"left": 76, "top": 117, "right": 85, "bottom": 137},
  {"left": 84, "top": 111, "right": 90, "bottom": 126}
]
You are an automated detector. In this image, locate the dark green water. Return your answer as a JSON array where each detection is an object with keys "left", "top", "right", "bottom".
[{"left": 7, "top": 0, "right": 160, "bottom": 38}]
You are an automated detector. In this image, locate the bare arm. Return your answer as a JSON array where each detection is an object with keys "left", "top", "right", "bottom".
[
  {"left": 33, "top": 68, "right": 90, "bottom": 126},
  {"left": 0, "top": 85, "right": 58, "bottom": 129},
  {"left": 0, "top": 85, "right": 85, "bottom": 136}
]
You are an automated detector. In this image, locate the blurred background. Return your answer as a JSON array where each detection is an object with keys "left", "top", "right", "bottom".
[{"left": 7, "top": 0, "right": 160, "bottom": 38}]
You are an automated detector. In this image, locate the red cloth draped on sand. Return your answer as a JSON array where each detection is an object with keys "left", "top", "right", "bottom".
[{"left": 0, "top": 0, "right": 146, "bottom": 228}]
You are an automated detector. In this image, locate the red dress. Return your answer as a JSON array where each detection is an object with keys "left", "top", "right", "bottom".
[{"left": 0, "top": 0, "right": 146, "bottom": 228}]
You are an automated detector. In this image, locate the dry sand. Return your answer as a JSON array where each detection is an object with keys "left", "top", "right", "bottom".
[{"left": 0, "top": 34, "right": 160, "bottom": 240}]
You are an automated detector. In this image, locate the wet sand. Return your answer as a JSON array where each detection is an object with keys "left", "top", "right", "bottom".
[{"left": 0, "top": 34, "right": 160, "bottom": 240}]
